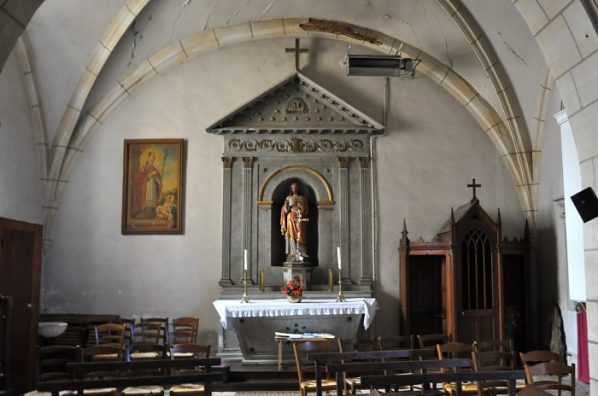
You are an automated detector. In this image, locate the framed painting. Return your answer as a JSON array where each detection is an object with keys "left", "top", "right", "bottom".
[{"left": 122, "top": 139, "right": 184, "bottom": 234}]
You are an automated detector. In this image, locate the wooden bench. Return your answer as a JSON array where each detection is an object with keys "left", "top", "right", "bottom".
[
  {"left": 361, "top": 370, "right": 525, "bottom": 396},
  {"left": 37, "top": 358, "right": 223, "bottom": 396},
  {"left": 307, "top": 349, "right": 464, "bottom": 396}
]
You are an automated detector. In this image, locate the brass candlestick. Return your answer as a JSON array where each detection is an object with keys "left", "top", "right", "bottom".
[
  {"left": 327, "top": 269, "right": 333, "bottom": 292},
  {"left": 259, "top": 269, "right": 265, "bottom": 292},
  {"left": 241, "top": 269, "right": 249, "bottom": 303},
  {"left": 336, "top": 269, "right": 346, "bottom": 302}
]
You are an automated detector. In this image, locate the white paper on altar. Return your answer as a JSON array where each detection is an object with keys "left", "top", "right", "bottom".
[{"left": 212, "top": 298, "right": 378, "bottom": 330}]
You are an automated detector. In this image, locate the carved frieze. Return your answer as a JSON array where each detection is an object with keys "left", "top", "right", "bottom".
[{"left": 227, "top": 137, "right": 366, "bottom": 153}]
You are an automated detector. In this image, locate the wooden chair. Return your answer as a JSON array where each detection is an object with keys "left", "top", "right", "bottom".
[
  {"left": 520, "top": 350, "right": 562, "bottom": 365},
  {"left": 169, "top": 317, "right": 199, "bottom": 345},
  {"left": 168, "top": 344, "right": 211, "bottom": 395},
  {"left": 94, "top": 323, "right": 126, "bottom": 348},
  {"left": 523, "top": 361, "right": 575, "bottom": 396},
  {"left": 520, "top": 350, "right": 562, "bottom": 384},
  {"left": 377, "top": 335, "right": 415, "bottom": 350},
  {"left": 472, "top": 349, "right": 522, "bottom": 395},
  {"left": 417, "top": 334, "right": 450, "bottom": 349},
  {"left": 131, "top": 322, "right": 164, "bottom": 346},
  {"left": 38, "top": 345, "right": 80, "bottom": 382},
  {"left": 337, "top": 338, "right": 386, "bottom": 395},
  {"left": 436, "top": 342, "right": 477, "bottom": 395},
  {"left": 141, "top": 318, "right": 168, "bottom": 345},
  {"left": 473, "top": 339, "right": 513, "bottom": 353},
  {"left": 122, "top": 344, "right": 166, "bottom": 395},
  {"left": 292, "top": 340, "right": 337, "bottom": 396},
  {"left": 353, "top": 338, "right": 378, "bottom": 351},
  {"left": 117, "top": 318, "right": 136, "bottom": 346},
  {"left": 170, "top": 343, "right": 210, "bottom": 360},
  {"left": 81, "top": 344, "right": 123, "bottom": 395}
]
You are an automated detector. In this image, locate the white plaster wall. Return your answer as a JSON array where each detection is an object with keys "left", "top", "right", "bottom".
[
  {"left": 376, "top": 67, "right": 524, "bottom": 335},
  {"left": 0, "top": 53, "right": 43, "bottom": 224},
  {"left": 43, "top": 38, "right": 525, "bottom": 344},
  {"left": 536, "top": 85, "right": 576, "bottom": 351}
]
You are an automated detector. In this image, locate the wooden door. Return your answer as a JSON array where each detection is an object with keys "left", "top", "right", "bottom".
[
  {"left": 457, "top": 227, "right": 499, "bottom": 342},
  {"left": 408, "top": 256, "right": 445, "bottom": 335},
  {"left": 0, "top": 218, "right": 42, "bottom": 394}
]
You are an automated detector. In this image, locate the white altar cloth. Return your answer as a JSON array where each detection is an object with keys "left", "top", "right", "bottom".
[{"left": 212, "top": 298, "right": 378, "bottom": 330}]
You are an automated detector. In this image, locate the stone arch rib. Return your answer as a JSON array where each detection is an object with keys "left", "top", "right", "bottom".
[{"left": 438, "top": 0, "right": 535, "bottom": 226}]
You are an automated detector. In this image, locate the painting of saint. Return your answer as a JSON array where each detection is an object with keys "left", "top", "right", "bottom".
[{"left": 122, "top": 139, "right": 184, "bottom": 234}]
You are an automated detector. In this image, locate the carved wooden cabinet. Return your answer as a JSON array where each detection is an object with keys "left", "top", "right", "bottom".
[{"left": 399, "top": 199, "right": 529, "bottom": 347}]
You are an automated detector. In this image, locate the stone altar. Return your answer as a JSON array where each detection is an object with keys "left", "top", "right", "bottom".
[{"left": 213, "top": 298, "right": 378, "bottom": 364}]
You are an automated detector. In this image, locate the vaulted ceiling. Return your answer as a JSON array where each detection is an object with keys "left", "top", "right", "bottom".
[{"left": 0, "top": 0, "right": 567, "bottom": 237}]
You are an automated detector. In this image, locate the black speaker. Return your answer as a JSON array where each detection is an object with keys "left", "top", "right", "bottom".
[{"left": 571, "top": 187, "right": 598, "bottom": 223}]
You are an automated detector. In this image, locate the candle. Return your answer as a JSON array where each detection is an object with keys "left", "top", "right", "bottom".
[
  {"left": 244, "top": 249, "right": 248, "bottom": 271},
  {"left": 337, "top": 246, "right": 342, "bottom": 270}
]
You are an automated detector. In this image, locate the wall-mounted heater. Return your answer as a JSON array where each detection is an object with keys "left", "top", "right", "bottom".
[{"left": 346, "top": 54, "right": 421, "bottom": 78}]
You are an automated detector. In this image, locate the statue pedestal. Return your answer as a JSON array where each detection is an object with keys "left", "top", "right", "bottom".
[{"left": 282, "top": 262, "right": 311, "bottom": 290}]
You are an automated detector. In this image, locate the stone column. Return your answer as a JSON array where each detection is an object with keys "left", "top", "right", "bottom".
[
  {"left": 242, "top": 157, "right": 254, "bottom": 282},
  {"left": 359, "top": 157, "right": 373, "bottom": 284},
  {"left": 219, "top": 157, "right": 235, "bottom": 286},
  {"left": 338, "top": 157, "right": 351, "bottom": 283}
]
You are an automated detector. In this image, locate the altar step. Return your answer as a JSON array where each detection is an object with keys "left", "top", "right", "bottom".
[{"left": 214, "top": 362, "right": 300, "bottom": 392}]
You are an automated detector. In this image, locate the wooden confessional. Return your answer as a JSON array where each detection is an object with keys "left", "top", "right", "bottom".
[{"left": 399, "top": 198, "right": 529, "bottom": 348}]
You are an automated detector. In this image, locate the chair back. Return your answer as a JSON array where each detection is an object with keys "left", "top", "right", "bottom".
[
  {"left": 377, "top": 335, "right": 414, "bottom": 350},
  {"left": 436, "top": 342, "right": 473, "bottom": 362},
  {"left": 169, "top": 317, "right": 199, "bottom": 344},
  {"left": 524, "top": 361, "right": 576, "bottom": 395},
  {"left": 81, "top": 344, "right": 123, "bottom": 380},
  {"left": 473, "top": 339, "right": 513, "bottom": 353},
  {"left": 411, "top": 348, "right": 437, "bottom": 361},
  {"left": 131, "top": 322, "right": 164, "bottom": 345},
  {"left": 292, "top": 340, "right": 333, "bottom": 384},
  {"left": 117, "top": 318, "right": 135, "bottom": 346},
  {"left": 94, "top": 323, "right": 125, "bottom": 348},
  {"left": 472, "top": 350, "right": 516, "bottom": 371},
  {"left": 417, "top": 333, "right": 450, "bottom": 349},
  {"left": 140, "top": 317, "right": 168, "bottom": 345},
  {"left": 38, "top": 345, "right": 80, "bottom": 381},
  {"left": 520, "top": 350, "right": 562, "bottom": 365}
]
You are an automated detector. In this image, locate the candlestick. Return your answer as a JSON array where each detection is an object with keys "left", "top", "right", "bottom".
[
  {"left": 328, "top": 269, "right": 333, "bottom": 292},
  {"left": 240, "top": 269, "right": 249, "bottom": 303},
  {"left": 337, "top": 246, "right": 342, "bottom": 270},
  {"left": 244, "top": 249, "right": 248, "bottom": 271},
  {"left": 336, "top": 268, "right": 346, "bottom": 302},
  {"left": 259, "top": 269, "right": 265, "bottom": 292}
]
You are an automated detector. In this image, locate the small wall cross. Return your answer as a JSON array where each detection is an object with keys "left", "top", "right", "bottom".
[
  {"left": 285, "top": 38, "right": 309, "bottom": 71},
  {"left": 467, "top": 178, "right": 481, "bottom": 202}
]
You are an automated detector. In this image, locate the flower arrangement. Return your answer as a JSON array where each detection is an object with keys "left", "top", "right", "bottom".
[{"left": 281, "top": 275, "right": 303, "bottom": 297}]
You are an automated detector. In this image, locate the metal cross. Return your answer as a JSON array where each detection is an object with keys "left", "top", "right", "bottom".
[
  {"left": 467, "top": 178, "right": 481, "bottom": 201},
  {"left": 285, "top": 38, "right": 309, "bottom": 71}
]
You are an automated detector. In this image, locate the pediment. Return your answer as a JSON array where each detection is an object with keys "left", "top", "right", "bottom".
[{"left": 206, "top": 72, "right": 384, "bottom": 135}]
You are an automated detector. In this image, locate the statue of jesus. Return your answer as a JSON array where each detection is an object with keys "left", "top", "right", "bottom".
[{"left": 280, "top": 182, "right": 309, "bottom": 262}]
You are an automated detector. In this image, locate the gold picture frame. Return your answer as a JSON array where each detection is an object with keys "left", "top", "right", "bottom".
[{"left": 121, "top": 139, "right": 184, "bottom": 234}]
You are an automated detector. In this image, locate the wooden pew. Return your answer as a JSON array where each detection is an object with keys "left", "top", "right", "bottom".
[
  {"left": 307, "top": 349, "right": 414, "bottom": 396},
  {"left": 37, "top": 358, "right": 222, "bottom": 396},
  {"left": 307, "top": 349, "right": 465, "bottom": 396},
  {"left": 361, "top": 370, "right": 525, "bottom": 396},
  {"left": 327, "top": 358, "right": 472, "bottom": 396}
]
